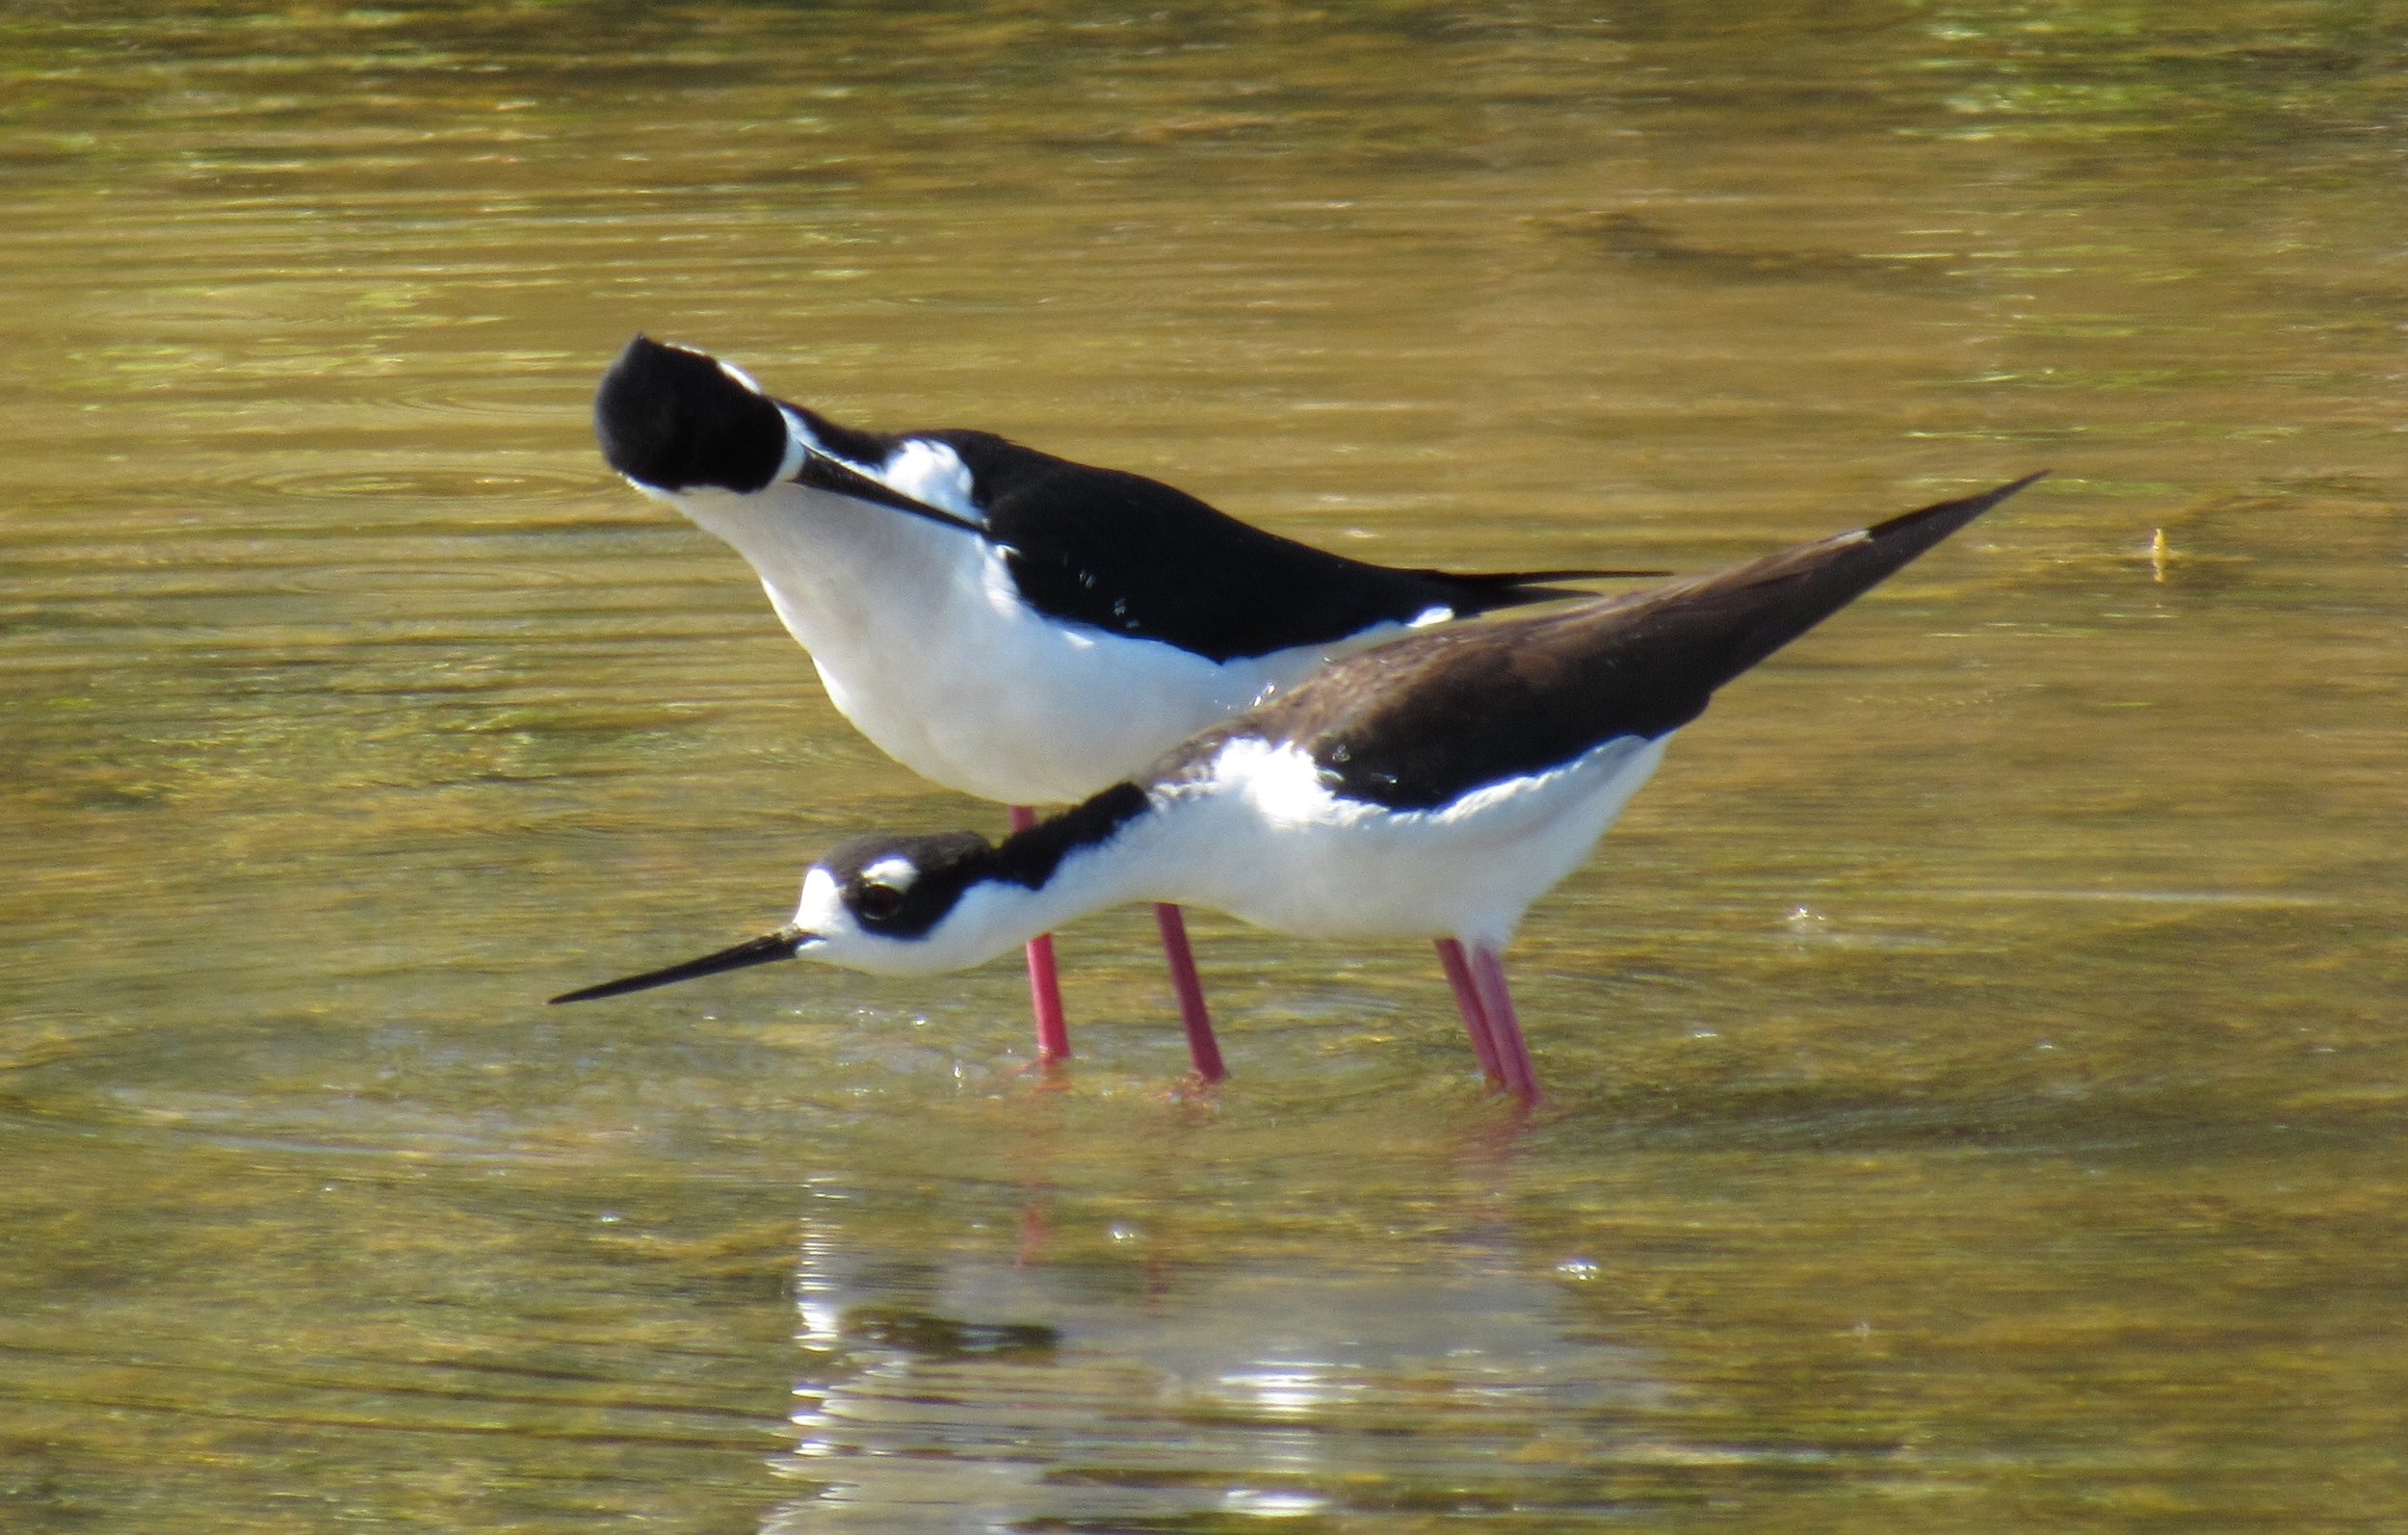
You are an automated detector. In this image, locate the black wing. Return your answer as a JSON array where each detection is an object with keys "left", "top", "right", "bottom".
[
  {"left": 1169, "top": 475, "right": 2042, "bottom": 811},
  {"left": 598, "top": 335, "right": 1662, "bottom": 662},
  {"left": 928, "top": 430, "right": 1655, "bottom": 663}
]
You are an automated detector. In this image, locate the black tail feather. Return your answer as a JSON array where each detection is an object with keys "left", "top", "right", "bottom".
[
  {"left": 1610, "top": 470, "right": 2048, "bottom": 704},
  {"left": 1242, "top": 473, "right": 2046, "bottom": 811}
]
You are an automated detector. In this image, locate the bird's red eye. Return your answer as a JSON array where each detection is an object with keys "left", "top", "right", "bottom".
[{"left": 856, "top": 883, "right": 904, "bottom": 922}]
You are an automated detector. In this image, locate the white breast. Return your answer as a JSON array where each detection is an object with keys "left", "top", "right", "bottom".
[{"left": 656, "top": 481, "right": 1388, "bottom": 806}]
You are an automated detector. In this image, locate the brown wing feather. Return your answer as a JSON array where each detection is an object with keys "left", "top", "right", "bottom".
[{"left": 1166, "top": 475, "right": 2041, "bottom": 811}]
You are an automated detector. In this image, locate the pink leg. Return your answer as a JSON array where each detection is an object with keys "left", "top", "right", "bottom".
[
  {"left": 1014, "top": 1199, "right": 1048, "bottom": 1269},
  {"left": 1154, "top": 903, "right": 1225, "bottom": 1082},
  {"left": 1435, "top": 938, "right": 1505, "bottom": 1085},
  {"left": 1468, "top": 946, "right": 1541, "bottom": 1105},
  {"left": 1010, "top": 806, "right": 1070, "bottom": 1062}
]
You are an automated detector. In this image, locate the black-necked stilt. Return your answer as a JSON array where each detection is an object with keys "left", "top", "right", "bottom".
[
  {"left": 555, "top": 473, "right": 2041, "bottom": 1102},
  {"left": 592, "top": 335, "right": 1661, "bottom": 1080}
]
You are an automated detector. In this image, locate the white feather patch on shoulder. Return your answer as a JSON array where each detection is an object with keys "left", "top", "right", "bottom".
[
  {"left": 877, "top": 438, "right": 982, "bottom": 521},
  {"left": 1197, "top": 737, "right": 1363, "bottom": 828}
]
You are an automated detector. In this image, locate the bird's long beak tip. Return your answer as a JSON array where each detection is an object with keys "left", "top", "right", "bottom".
[{"left": 549, "top": 927, "right": 812, "bottom": 1005}]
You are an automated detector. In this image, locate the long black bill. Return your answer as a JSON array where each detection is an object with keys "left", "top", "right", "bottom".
[
  {"left": 787, "top": 444, "right": 995, "bottom": 541},
  {"left": 550, "top": 927, "right": 811, "bottom": 1005}
]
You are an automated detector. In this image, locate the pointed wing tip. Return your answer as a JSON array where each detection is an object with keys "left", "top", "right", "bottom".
[
  {"left": 1971, "top": 468, "right": 2051, "bottom": 507},
  {"left": 1863, "top": 469, "right": 2050, "bottom": 547}
]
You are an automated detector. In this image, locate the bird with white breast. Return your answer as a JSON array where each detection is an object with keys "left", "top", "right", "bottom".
[
  {"left": 592, "top": 335, "right": 1659, "bottom": 1080},
  {"left": 555, "top": 473, "right": 2042, "bottom": 1103}
]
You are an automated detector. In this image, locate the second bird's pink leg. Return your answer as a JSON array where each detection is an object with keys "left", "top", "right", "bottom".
[
  {"left": 1468, "top": 946, "right": 1541, "bottom": 1104},
  {"left": 1154, "top": 903, "right": 1226, "bottom": 1082},
  {"left": 1435, "top": 938, "right": 1505, "bottom": 1086},
  {"left": 1009, "top": 806, "right": 1071, "bottom": 1062}
]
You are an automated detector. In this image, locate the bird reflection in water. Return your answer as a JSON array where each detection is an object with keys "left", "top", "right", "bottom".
[{"left": 760, "top": 1112, "right": 1678, "bottom": 1531}]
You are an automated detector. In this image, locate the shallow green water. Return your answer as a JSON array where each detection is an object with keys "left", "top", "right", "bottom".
[{"left": 3, "top": 3, "right": 2404, "bottom": 1530}]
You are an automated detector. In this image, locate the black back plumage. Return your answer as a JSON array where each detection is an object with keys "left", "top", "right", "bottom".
[
  {"left": 920, "top": 430, "right": 1632, "bottom": 663},
  {"left": 1162, "top": 475, "right": 2042, "bottom": 811},
  {"left": 594, "top": 335, "right": 1660, "bottom": 664}
]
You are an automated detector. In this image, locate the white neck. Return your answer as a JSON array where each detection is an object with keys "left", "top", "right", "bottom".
[{"left": 661, "top": 481, "right": 983, "bottom": 657}]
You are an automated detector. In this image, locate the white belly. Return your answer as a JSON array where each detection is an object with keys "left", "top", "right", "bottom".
[
  {"left": 666, "top": 482, "right": 1390, "bottom": 805},
  {"left": 1139, "top": 733, "right": 1673, "bottom": 950}
]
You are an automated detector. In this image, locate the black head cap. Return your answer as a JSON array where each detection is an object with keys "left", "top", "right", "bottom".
[
  {"left": 819, "top": 830, "right": 998, "bottom": 938},
  {"left": 595, "top": 335, "right": 791, "bottom": 493}
]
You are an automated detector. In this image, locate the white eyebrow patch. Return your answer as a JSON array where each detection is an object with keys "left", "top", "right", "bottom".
[{"left": 859, "top": 856, "right": 920, "bottom": 892}]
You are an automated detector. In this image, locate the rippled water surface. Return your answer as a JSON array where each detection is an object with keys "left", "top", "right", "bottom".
[{"left": 4, "top": 3, "right": 2404, "bottom": 1530}]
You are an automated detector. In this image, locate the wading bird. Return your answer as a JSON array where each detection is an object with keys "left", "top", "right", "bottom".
[
  {"left": 556, "top": 474, "right": 2040, "bottom": 1102},
  {"left": 594, "top": 335, "right": 1659, "bottom": 1079}
]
